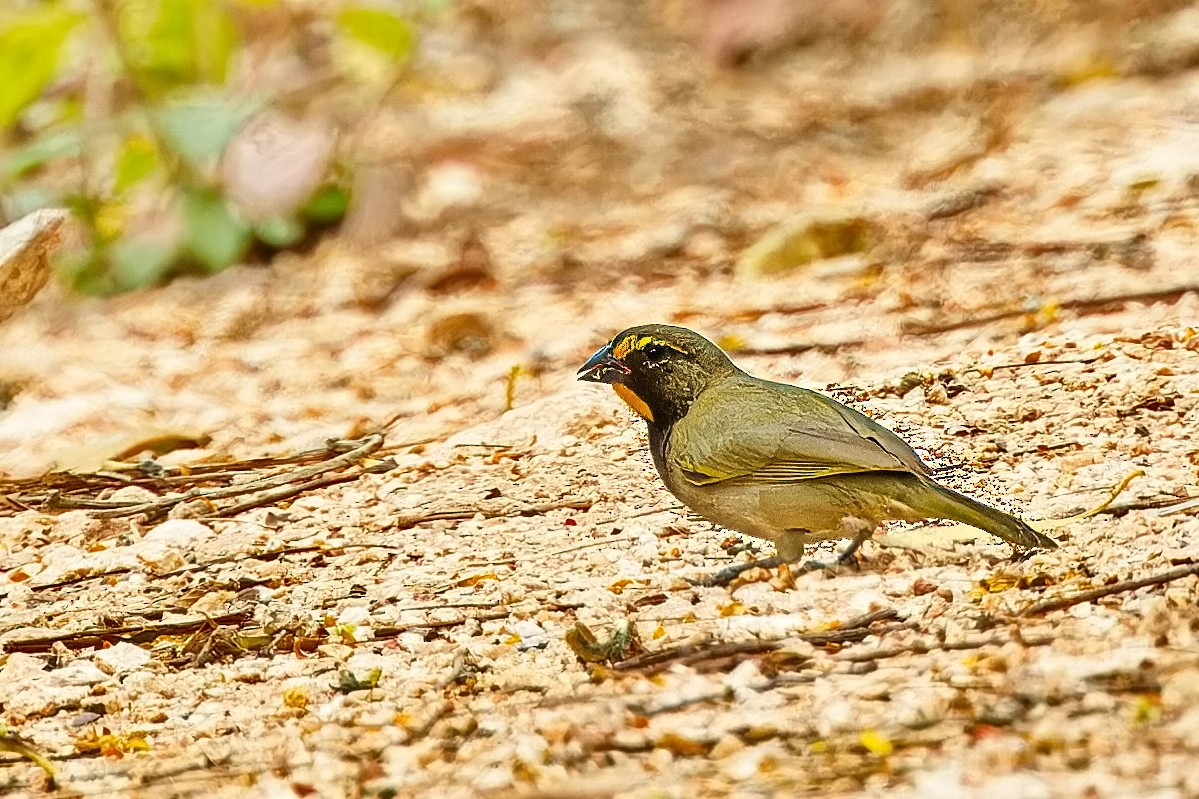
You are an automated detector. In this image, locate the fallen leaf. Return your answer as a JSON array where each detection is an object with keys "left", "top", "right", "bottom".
[{"left": 0, "top": 208, "right": 66, "bottom": 323}]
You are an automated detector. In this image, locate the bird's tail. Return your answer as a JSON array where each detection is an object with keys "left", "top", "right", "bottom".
[{"left": 906, "top": 476, "right": 1058, "bottom": 549}]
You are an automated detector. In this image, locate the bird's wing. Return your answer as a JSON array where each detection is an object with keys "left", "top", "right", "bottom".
[{"left": 671, "top": 379, "right": 931, "bottom": 486}]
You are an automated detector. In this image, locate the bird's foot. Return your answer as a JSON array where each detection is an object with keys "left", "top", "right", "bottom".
[
  {"left": 800, "top": 551, "right": 861, "bottom": 573},
  {"left": 798, "top": 532, "right": 870, "bottom": 572},
  {"left": 691, "top": 531, "right": 872, "bottom": 587},
  {"left": 688, "top": 556, "right": 782, "bottom": 588}
]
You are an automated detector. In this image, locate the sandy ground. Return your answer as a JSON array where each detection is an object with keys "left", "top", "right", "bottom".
[{"left": 2, "top": 2, "right": 1199, "bottom": 797}]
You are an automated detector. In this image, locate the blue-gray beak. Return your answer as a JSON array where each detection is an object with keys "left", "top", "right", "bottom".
[{"left": 577, "top": 342, "right": 630, "bottom": 384}]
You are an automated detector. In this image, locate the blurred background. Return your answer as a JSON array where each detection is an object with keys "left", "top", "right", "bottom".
[{"left": 0, "top": 0, "right": 1197, "bottom": 474}]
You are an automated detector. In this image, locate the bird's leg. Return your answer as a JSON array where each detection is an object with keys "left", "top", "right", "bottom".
[
  {"left": 800, "top": 519, "right": 875, "bottom": 572},
  {"left": 691, "top": 534, "right": 808, "bottom": 587},
  {"left": 692, "top": 520, "right": 876, "bottom": 587}
]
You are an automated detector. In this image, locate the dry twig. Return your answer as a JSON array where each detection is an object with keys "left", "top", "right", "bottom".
[
  {"left": 2, "top": 611, "right": 251, "bottom": 654},
  {"left": 3, "top": 436, "right": 390, "bottom": 520},
  {"left": 1020, "top": 563, "right": 1199, "bottom": 616},
  {"left": 834, "top": 631, "right": 1054, "bottom": 663},
  {"left": 904, "top": 284, "right": 1199, "bottom": 336},
  {"left": 612, "top": 609, "right": 900, "bottom": 673}
]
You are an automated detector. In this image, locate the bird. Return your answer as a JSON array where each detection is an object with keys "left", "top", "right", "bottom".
[{"left": 577, "top": 323, "right": 1057, "bottom": 585}]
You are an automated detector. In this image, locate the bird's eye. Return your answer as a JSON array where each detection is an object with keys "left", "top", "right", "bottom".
[{"left": 642, "top": 343, "right": 670, "bottom": 362}]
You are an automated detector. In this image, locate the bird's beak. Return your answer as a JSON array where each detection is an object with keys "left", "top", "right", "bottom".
[{"left": 577, "top": 342, "right": 630, "bottom": 384}]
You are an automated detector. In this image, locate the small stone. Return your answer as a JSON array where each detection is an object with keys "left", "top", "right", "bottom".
[
  {"left": 94, "top": 642, "right": 152, "bottom": 675},
  {"left": 912, "top": 578, "right": 938, "bottom": 596},
  {"left": 108, "top": 486, "right": 158, "bottom": 504},
  {"left": 50, "top": 659, "right": 109, "bottom": 688},
  {"left": 720, "top": 745, "right": 769, "bottom": 781},
  {"left": 709, "top": 733, "right": 746, "bottom": 760},
  {"left": 1162, "top": 668, "right": 1199, "bottom": 712},
  {"left": 471, "top": 762, "right": 513, "bottom": 791},
  {"left": 316, "top": 644, "right": 355, "bottom": 661},
  {"left": 511, "top": 619, "right": 549, "bottom": 651}
]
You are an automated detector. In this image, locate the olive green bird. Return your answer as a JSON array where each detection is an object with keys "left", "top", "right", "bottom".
[{"left": 578, "top": 324, "right": 1056, "bottom": 584}]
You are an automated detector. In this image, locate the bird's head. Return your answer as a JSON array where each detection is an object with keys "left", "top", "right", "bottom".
[{"left": 577, "top": 324, "right": 736, "bottom": 427}]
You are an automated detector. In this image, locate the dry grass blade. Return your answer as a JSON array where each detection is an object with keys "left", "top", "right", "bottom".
[
  {"left": 835, "top": 631, "right": 1054, "bottom": 663},
  {"left": 903, "top": 284, "right": 1199, "bottom": 335},
  {"left": 612, "top": 609, "right": 900, "bottom": 673},
  {"left": 2, "top": 611, "right": 251, "bottom": 654},
  {"left": 1020, "top": 562, "right": 1199, "bottom": 617},
  {"left": 1, "top": 435, "right": 387, "bottom": 520}
]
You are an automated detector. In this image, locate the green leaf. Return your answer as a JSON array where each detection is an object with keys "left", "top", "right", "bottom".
[
  {"left": 0, "top": 8, "right": 84, "bottom": 128},
  {"left": 182, "top": 189, "right": 250, "bottom": 272},
  {"left": 254, "top": 215, "right": 303, "bottom": 248},
  {"left": 117, "top": 0, "right": 239, "bottom": 90},
  {"left": 302, "top": 185, "right": 349, "bottom": 223},
  {"left": 336, "top": 5, "right": 414, "bottom": 62},
  {"left": 114, "top": 135, "right": 162, "bottom": 193},
  {"left": 110, "top": 240, "right": 177, "bottom": 291},
  {"left": 155, "top": 93, "right": 260, "bottom": 167},
  {"left": 58, "top": 249, "right": 113, "bottom": 297},
  {"left": 2, "top": 129, "right": 84, "bottom": 180}
]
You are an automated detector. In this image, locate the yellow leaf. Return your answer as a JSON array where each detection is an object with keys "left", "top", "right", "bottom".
[
  {"left": 457, "top": 571, "right": 498, "bottom": 587},
  {"left": 608, "top": 579, "right": 633, "bottom": 595},
  {"left": 282, "top": 687, "right": 309, "bottom": 710},
  {"left": 655, "top": 733, "right": 709, "bottom": 757},
  {"left": 978, "top": 573, "right": 1019, "bottom": 593},
  {"left": 859, "top": 729, "right": 893, "bottom": 757},
  {"left": 652, "top": 625, "right": 666, "bottom": 640},
  {"left": 719, "top": 600, "right": 747, "bottom": 617}
]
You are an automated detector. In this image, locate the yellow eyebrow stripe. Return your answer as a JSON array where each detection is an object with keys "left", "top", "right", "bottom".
[
  {"left": 612, "top": 334, "right": 649, "bottom": 360},
  {"left": 611, "top": 335, "right": 685, "bottom": 360}
]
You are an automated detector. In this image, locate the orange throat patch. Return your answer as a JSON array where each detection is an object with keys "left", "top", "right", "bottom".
[{"left": 612, "top": 384, "right": 654, "bottom": 421}]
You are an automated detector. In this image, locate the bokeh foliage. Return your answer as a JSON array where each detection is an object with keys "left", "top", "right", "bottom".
[{"left": 0, "top": 0, "right": 417, "bottom": 295}]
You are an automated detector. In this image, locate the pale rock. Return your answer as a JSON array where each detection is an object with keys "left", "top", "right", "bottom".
[
  {"left": 49, "top": 659, "right": 109, "bottom": 687},
  {"left": 646, "top": 746, "right": 674, "bottom": 772},
  {"left": 710, "top": 733, "right": 746, "bottom": 760},
  {"left": 910, "top": 765, "right": 968, "bottom": 799},
  {"left": 1161, "top": 668, "right": 1199, "bottom": 712},
  {"left": 344, "top": 652, "right": 390, "bottom": 676},
  {"left": 316, "top": 643, "right": 355, "bottom": 661},
  {"left": 188, "top": 589, "right": 238, "bottom": 617},
  {"left": 108, "top": 486, "right": 158, "bottom": 505},
  {"left": 979, "top": 773, "right": 1050, "bottom": 799},
  {"left": 136, "top": 519, "right": 216, "bottom": 572},
  {"left": 510, "top": 619, "right": 549, "bottom": 651},
  {"left": 0, "top": 652, "right": 46, "bottom": 689},
  {"left": 724, "top": 659, "right": 770, "bottom": 700},
  {"left": 847, "top": 588, "right": 889, "bottom": 616},
  {"left": 0, "top": 655, "right": 109, "bottom": 717},
  {"left": 893, "top": 685, "right": 950, "bottom": 729},
  {"left": 513, "top": 732, "right": 548, "bottom": 766},
  {"left": 94, "top": 641, "right": 152, "bottom": 675},
  {"left": 720, "top": 744, "right": 771, "bottom": 781},
  {"left": 471, "top": 762, "right": 513, "bottom": 791},
  {"left": 815, "top": 698, "right": 857, "bottom": 736},
  {"left": 335, "top": 605, "right": 373, "bottom": 628},
  {"left": 395, "top": 632, "right": 426, "bottom": 652},
  {"left": 408, "top": 163, "right": 485, "bottom": 221}
]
